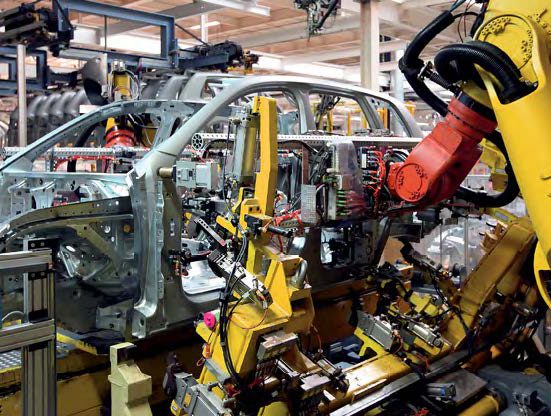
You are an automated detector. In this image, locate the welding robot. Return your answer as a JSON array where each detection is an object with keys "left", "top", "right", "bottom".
[{"left": 389, "top": 0, "right": 551, "bottom": 307}]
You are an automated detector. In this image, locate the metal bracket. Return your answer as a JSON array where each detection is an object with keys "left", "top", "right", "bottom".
[{"left": 0, "top": 242, "right": 56, "bottom": 416}]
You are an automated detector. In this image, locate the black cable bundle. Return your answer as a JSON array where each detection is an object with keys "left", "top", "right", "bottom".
[
  {"left": 400, "top": 11, "right": 456, "bottom": 117},
  {"left": 398, "top": 5, "right": 527, "bottom": 207},
  {"left": 218, "top": 232, "right": 249, "bottom": 390}
]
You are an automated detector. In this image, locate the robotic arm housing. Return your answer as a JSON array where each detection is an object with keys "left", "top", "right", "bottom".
[
  {"left": 388, "top": 94, "right": 496, "bottom": 205},
  {"left": 390, "top": 0, "right": 551, "bottom": 307}
]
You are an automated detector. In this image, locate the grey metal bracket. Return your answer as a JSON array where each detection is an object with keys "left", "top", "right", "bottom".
[{"left": 0, "top": 241, "right": 56, "bottom": 416}]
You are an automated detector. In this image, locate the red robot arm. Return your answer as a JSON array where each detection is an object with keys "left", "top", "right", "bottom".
[{"left": 387, "top": 95, "right": 497, "bottom": 205}]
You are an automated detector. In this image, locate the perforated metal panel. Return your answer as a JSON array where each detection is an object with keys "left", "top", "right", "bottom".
[{"left": 301, "top": 184, "right": 318, "bottom": 225}]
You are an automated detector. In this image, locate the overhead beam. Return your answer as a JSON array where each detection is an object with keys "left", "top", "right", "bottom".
[
  {"left": 233, "top": 16, "right": 361, "bottom": 47},
  {"left": 285, "top": 48, "right": 361, "bottom": 64},
  {"left": 342, "top": 0, "right": 402, "bottom": 23},
  {"left": 380, "top": 39, "right": 408, "bottom": 53},
  {"left": 283, "top": 40, "right": 407, "bottom": 64},
  {"left": 116, "top": 0, "right": 154, "bottom": 7},
  {"left": 199, "top": 0, "right": 270, "bottom": 17},
  {"left": 106, "top": 3, "right": 223, "bottom": 36},
  {"left": 232, "top": 0, "right": 454, "bottom": 49},
  {"left": 255, "top": 55, "right": 390, "bottom": 86},
  {"left": 346, "top": 60, "right": 398, "bottom": 73},
  {"left": 399, "top": 0, "right": 451, "bottom": 10},
  {"left": 258, "top": 30, "right": 361, "bottom": 55},
  {"left": 388, "top": 19, "right": 456, "bottom": 42},
  {"left": 208, "top": 8, "right": 303, "bottom": 38},
  {"left": 106, "top": 1, "right": 269, "bottom": 37}
]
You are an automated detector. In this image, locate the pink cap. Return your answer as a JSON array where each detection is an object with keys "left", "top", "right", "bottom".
[{"left": 203, "top": 311, "right": 218, "bottom": 330}]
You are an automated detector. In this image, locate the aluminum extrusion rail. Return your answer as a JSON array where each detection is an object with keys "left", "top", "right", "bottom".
[
  {"left": 0, "top": 247, "right": 56, "bottom": 416},
  {"left": 191, "top": 133, "right": 422, "bottom": 150},
  {"left": 1, "top": 146, "right": 150, "bottom": 159},
  {"left": 1, "top": 135, "right": 422, "bottom": 160}
]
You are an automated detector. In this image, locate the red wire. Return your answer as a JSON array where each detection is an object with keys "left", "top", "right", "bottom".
[{"left": 230, "top": 308, "right": 269, "bottom": 330}]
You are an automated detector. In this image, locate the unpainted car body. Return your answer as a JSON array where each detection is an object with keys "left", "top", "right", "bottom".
[{"left": 0, "top": 74, "right": 422, "bottom": 344}]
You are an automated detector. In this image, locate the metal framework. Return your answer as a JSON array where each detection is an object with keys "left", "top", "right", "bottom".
[
  {"left": 0, "top": 135, "right": 421, "bottom": 160},
  {"left": 54, "top": 0, "right": 178, "bottom": 69},
  {"left": 53, "top": 0, "right": 245, "bottom": 72},
  {"left": 189, "top": 133, "right": 422, "bottom": 149},
  {"left": 0, "top": 0, "right": 246, "bottom": 94},
  {"left": 0, "top": 47, "right": 51, "bottom": 94},
  {"left": 0, "top": 243, "right": 56, "bottom": 416}
]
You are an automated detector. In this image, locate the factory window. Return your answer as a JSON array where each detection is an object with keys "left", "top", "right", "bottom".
[
  {"left": 308, "top": 92, "right": 368, "bottom": 135},
  {"left": 307, "top": 92, "right": 400, "bottom": 137},
  {"left": 368, "top": 97, "right": 410, "bottom": 137},
  {"left": 203, "top": 89, "right": 301, "bottom": 135}
]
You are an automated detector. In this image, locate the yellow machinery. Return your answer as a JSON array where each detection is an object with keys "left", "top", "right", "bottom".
[
  {"left": 163, "top": 3, "right": 551, "bottom": 411},
  {"left": 22, "top": 2, "right": 551, "bottom": 414},
  {"left": 162, "top": 0, "right": 551, "bottom": 406},
  {"left": 170, "top": 96, "right": 350, "bottom": 415},
  {"left": 399, "top": 0, "right": 551, "bottom": 313},
  {"left": 468, "top": 2, "right": 551, "bottom": 310},
  {"left": 3, "top": 2, "right": 551, "bottom": 415},
  {"left": 34, "top": 2, "right": 551, "bottom": 414},
  {"left": 166, "top": 85, "right": 547, "bottom": 415},
  {"left": 104, "top": 61, "right": 155, "bottom": 149},
  {"left": 389, "top": 1, "right": 551, "bottom": 312}
]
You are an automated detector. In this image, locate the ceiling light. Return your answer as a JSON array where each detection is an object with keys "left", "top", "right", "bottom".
[{"left": 189, "top": 21, "right": 221, "bottom": 30}]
